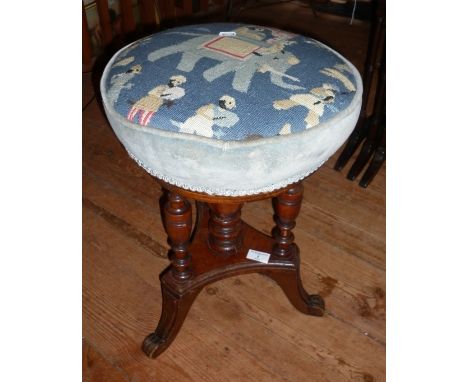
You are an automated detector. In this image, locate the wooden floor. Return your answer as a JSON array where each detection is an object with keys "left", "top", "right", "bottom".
[{"left": 83, "top": 2, "right": 385, "bottom": 381}]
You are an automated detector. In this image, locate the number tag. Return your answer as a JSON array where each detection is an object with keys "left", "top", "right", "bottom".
[
  {"left": 219, "top": 31, "right": 237, "bottom": 37},
  {"left": 246, "top": 249, "right": 270, "bottom": 264}
]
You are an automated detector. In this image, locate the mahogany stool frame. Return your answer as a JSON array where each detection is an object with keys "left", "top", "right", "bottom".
[{"left": 142, "top": 179, "right": 324, "bottom": 358}]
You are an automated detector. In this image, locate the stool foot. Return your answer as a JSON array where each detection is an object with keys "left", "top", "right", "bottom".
[
  {"left": 142, "top": 283, "right": 200, "bottom": 358},
  {"left": 307, "top": 294, "right": 325, "bottom": 315},
  {"left": 264, "top": 270, "right": 324, "bottom": 316},
  {"left": 141, "top": 333, "right": 164, "bottom": 358},
  {"left": 264, "top": 247, "right": 324, "bottom": 317}
]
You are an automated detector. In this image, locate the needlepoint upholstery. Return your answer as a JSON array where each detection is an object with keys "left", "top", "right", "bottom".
[{"left": 101, "top": 23, "right": 362, "bottom": 196}]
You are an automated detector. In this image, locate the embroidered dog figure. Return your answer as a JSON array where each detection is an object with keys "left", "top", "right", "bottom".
[
  {"left": 273, "top": 83, "right": 337, "bottom": 128},
  {"left": 171, "top": 95, "right": 239, "bottom": 138},
  {"left": 254, "top": 40, "right": 296, "bottom": 56},
  {"left": 320, "top": 66, "right": 356, "bottom": 92},
  {"left": 108, "top": 64, "right": 142, "bottom": 104},
  {"left": 273, "top": 65, "right": 356, "bottom": 129},
  {"left": 127, "top": 75, "right": 187, "bottom": 126},
  {"left": 112, "top": 56, "right": 135, "bottom": 68},
  {"left": 234, "top": 26, "right": 266, "bottom": 41}
]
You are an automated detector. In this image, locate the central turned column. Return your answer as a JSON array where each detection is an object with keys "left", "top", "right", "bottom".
[{"left": 208, "top": 203, "right": 243, "bottom": 256}]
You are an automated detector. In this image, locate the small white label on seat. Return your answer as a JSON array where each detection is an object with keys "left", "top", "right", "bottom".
[
  {"left": 219, "top": 31, "right": 237, "bottom": 37},
  {"left": 246, "top": 249, "right": 270, "bottom": 264}
]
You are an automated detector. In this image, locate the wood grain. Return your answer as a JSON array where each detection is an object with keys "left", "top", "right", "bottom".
[
  {"left": 83, "top": 340, "right": 129, "bottom": 382},
  {"left": 120, "top": 0, "right": 136, "bottom": 34},
  {"left": 82, "top": 2, "right": 93, "bottom": 69},
  {"left": 139, "top": 0, "right": 157, "bottom": 27},
  {"left": 96, "top": 0, "right": 113, "bottom": 45}
]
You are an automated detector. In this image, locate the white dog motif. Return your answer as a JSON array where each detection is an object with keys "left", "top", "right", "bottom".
[
  {"left": 127, "top": 75, "right": 186, "bottom": 126},
  {"left": 273, "top": 65, "right": 356, "bottom": 129},
  {"left": 171, "top": 95, "right": 239, "bottom": 138},
  {"left": 273, "top": 83, "right": 337, "bottom": 128}
]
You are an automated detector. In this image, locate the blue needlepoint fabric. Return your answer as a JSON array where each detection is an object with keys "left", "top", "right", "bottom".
[{"left": 104, "top": 23, "right": 358, "bottom": 141}]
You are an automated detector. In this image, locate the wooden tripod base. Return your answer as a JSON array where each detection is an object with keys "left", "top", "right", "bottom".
[{"left": 142, "top": 182, "right": 324, "bottom": 359}]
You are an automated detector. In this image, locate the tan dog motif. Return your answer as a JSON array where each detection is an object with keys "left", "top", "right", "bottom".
[
  {"left": 234, "top": 26, "right": 266, "bottom": 41},
  {"left": 256, "top": 40, "right": 296, "bottom": 56},
  {"left": 273, "top": 83, "right": 337, "bottom": 129},
  {"left": 273, "top": 65, "right": 356, "bottom": 130},
  {"left": 127, "top": 75, "right": 186, "bottom": 126},
  {"left": 320, "top": 66, "right": 356, "bottom": 92},
  {"left": 112, "top": 56, "right": 135, "bottom": 67}
]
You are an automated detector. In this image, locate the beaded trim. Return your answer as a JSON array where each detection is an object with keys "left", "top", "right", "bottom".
[{"left": 127, "top": 149, "right": 326, "bottom": 196}]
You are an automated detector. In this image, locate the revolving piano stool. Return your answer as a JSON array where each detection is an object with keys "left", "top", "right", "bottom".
[{"left": 101, "top": 22, "right": 362, "bottom": 358}]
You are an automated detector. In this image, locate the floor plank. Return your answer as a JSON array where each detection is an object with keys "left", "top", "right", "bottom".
[{"left": 83, "top": 340, "right": 130, "bottom": 382}]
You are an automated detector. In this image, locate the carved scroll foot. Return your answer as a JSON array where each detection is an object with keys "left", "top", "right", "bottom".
[
  {"left": 307, "top": 294, "right": 325, "bottom": 316},
  {"left": 142, "top": 332, "right": 166, "bottom": 359},
  {"left": 265, "top": 269, "right": 324, "bottom": 316},
  {"left": 264, "top": 247, "right": 324, "bottom": 317},
  {"left": 142, "top": 283, "right": 200, "bottom": 358}
]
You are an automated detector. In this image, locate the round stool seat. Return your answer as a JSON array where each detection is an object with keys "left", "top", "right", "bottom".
[{"left": 101, "top": 23, "right": 362, "bottom": 196}]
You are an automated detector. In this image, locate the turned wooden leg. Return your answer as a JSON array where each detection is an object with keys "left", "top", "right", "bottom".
[
  {"left": 142, "top": 191, "right": 194, "bottom": 358},
  {"left": 165, "top": 191, "right": 192, "bottom": 281},
  {"left": 142, "top": 283, "right": 201, "bottom": 358},
  {"left": 273, "top": 183, "right": 303, "bottom": 258},
  {"left": 208, "top": 203, "right": 243, "bottom": 256},
  {"left": 271, "top": 183, "right": 324, "bottom": 316}
]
